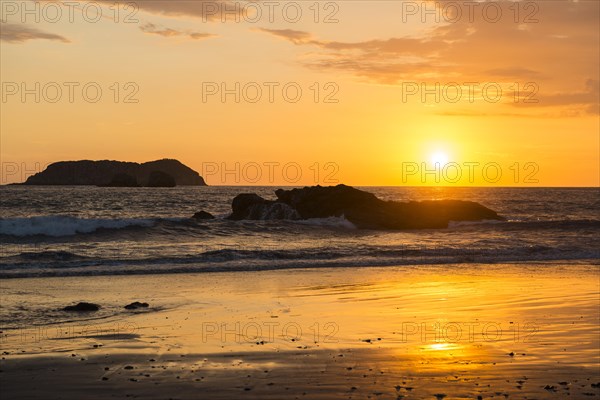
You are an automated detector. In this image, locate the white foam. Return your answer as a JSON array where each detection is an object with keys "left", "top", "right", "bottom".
[
  {"left": 296, "top": 216, "right": 357, "bottom": 229},
  {"left": 448, "top": 219, "right": 505, "bottom": 228},
  {"left": 0, "top": 215, "right": 155, "bottom": 237}
]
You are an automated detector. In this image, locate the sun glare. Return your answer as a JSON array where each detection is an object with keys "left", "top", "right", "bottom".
[
  {"left": 430, "top": 151, "right": 449, "bottom": 166},
  {"left": 429, "top": 343, "right": 451, "bottom": 351}
]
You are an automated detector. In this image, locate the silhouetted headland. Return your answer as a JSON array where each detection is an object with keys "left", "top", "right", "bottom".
[
  {"left": 225, "top": 184, "right": 503, "bottom": 229},
  {"left": 22, "top": 159, "right": 206, "bottom": 187}
]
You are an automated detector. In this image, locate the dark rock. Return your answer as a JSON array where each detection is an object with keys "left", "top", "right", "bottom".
[
  {"left": 192, "top": 211, "right": 215, "bottom": 220},
  {"left": 124, "top": 302, "right": 149, "bottom": 310},
  {"left": 228, "top": 184, "right": 502, "bottom": 229},
  {"left": 229, "top": 193, "right": 269, "bottom": 220},
  {"left": 275, "top": 184, "right": 501, "bottom": 229},
  {"left": 274, "top": 185, "right": 379, "bottom": 219},
  {"left": 258, "top": 202, "right": 300, "bottom": 220},
  {"left": 228, "top": 193, "right": 300, "bottom": 221},
  {"left": 63, "top": 302, "right": 100, "bottom": 312},
  {"left": 102, "top": 173, "right": 139, "bottom": 187},
  {"left": 23, "top": 159, "right": 206, "bottom": 186},
  {"left": 146, "top": 171, "right": 176, "bottom": 187}
]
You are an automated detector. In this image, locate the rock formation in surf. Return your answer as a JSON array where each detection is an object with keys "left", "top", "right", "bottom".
[
  {"left": 228, "top": 184, "right": 502, "bottom": 229},
  {"left": 228, "top": 193, "right": 301, "bottom": 221}
]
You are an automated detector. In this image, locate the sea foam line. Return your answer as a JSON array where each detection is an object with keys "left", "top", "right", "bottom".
[{"left": 0, "top": 215, "right": 155, "bottom": 237}]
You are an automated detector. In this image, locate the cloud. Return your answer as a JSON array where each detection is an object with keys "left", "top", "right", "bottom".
[
  {"left": 100, "top": 0, "right": 245, "bottom": 21},
  {"left": 188, "top": 32, "right": 216, "bottom": 40},
  {"left": 258, "top": 28, "right": 438, "bottom": 56},
  {"left": 139, "top": 22, "right": 216, "bottom": 40},
  {"left": 509, "top": 79, "right": 600, "bottom": 115},
  {"left": 257, "top": 1, "right": 599, "bottom": 115},
  {"left": 485, "top": 68, "right": 542, "bottom": 79},
  {"left": 257, "top": 29, "right": 315, "bottom": 45},
  {"left": 436, "top": 110, "right": 543, "bottom": 118},
  {"left": 0, "top": 23, "right": 70, "bottom": 43},
  {"left": 33, "top": 0, "right": 246, "bottom": 22}
]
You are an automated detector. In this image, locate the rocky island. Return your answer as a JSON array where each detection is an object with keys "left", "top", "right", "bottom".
[
  {"left": 22, "top": 159, "right": 206, "bottom": 187},
  {"left": 225, "top": 184, "right": 502, "bottom": 229}
]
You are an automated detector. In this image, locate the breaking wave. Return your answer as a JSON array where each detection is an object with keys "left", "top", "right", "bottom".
[{"left": 0, "top": 216, "right": 155, "bottom": 237}]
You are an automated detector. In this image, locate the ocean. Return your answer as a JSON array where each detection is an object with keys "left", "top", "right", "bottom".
[{"left": 0, "top": 186, "right": 598, "bottom": 278}]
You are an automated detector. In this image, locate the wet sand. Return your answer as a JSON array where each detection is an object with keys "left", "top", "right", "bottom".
[{"left": 1, "top": 263, "right": 599, "bottom": 399}]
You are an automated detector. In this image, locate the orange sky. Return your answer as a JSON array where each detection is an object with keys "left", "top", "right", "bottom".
[{"left": 1, "top": 0, "right": 598, "bottom": 186}]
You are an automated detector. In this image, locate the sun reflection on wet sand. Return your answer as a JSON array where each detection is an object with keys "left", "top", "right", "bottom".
[
  {"left": 427, "top": 342, "right": 454, "bottom": 352},
  {"left": 1, "top": 263, "right": 598, "bottom": 398}
]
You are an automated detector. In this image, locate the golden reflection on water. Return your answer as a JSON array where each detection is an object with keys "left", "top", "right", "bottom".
[
  {"left": 1, "top": 265, "right": 598, "bottom": 371},
  {"left": 0, "top": 265, "right": 598, "bottom": 399},
  {"left": 428, "top": 342, "right": 454, "bottom": 352}
]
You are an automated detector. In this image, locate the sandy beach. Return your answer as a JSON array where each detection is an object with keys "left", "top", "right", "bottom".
[
  {"left": 2, "top": 0, "right": 598, "bottom": 397},
  {"left": 1, "top": 263, "right": 598, "bottom": 399}
]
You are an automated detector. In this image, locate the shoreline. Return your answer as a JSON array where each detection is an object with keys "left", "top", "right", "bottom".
[
  {"left": 1, "top": 258, "right": 597, "bottom": 280},
  {"left": 1, "top": 263, "right": 599, "bottom": 398}
]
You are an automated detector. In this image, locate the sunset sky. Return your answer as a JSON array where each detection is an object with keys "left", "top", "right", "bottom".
[{"left": 1, "top": 0, "right": 598, "bottom": 186}]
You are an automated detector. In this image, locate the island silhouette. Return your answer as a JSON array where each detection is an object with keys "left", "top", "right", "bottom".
[{"left": 22, "top": 159, "right": 206, "bottom": 187}]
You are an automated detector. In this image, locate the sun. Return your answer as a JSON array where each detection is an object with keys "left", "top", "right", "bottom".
[{"left": 430, "top": 151, "right": 449, "bottom": 166}]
